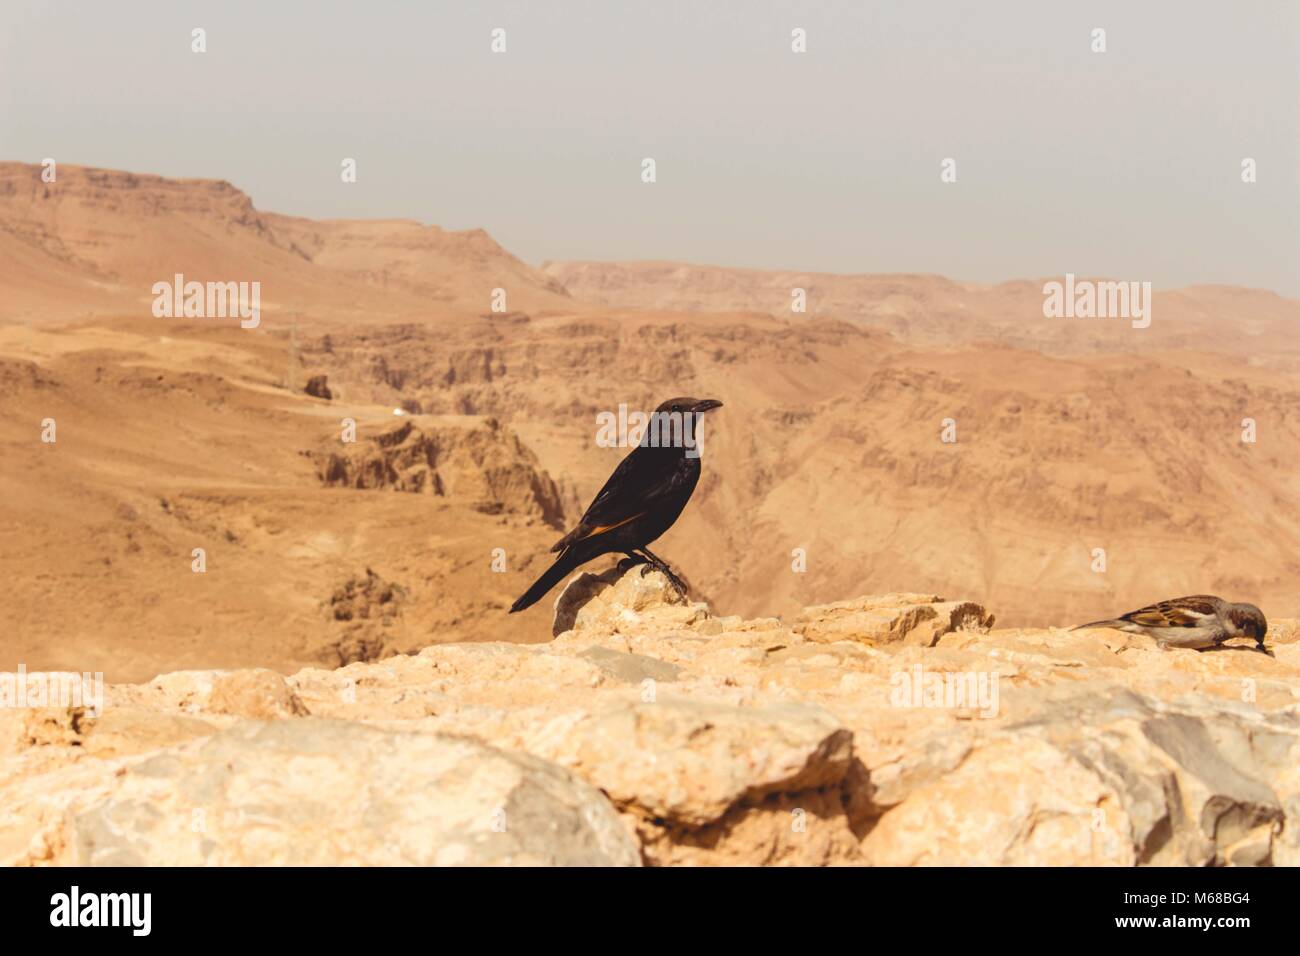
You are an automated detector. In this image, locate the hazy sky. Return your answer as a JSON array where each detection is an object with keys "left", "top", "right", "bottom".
[{"left": 3, "top": 1, "right": 1297, "bottom": 293}]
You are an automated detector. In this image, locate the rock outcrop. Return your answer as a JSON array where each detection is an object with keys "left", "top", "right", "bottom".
[
  {"left": 321, "top": 568, "right": 407, "bottom": 665},
  {"left": 66, "top": 722, "right": 639, "bottom": 866},
  {"left": 313, "top": 417, "right": 566, "bottom": 527},
  {"left": 303, "top": 374, "right": 333, "bottom": 400},
  {"left": 3, "top": 566, "right": 1298, "bottom": 866}
]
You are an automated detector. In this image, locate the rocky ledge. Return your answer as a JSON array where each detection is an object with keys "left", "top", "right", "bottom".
[{"left": 4, "top": 565, "right": 1299, "bottom": 866}]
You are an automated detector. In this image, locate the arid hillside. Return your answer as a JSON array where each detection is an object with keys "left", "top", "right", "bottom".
[
  {"left": 0, "top": 162, "right": 571, "bottom": 324},
  {"left": 2, "top": 162, "right": 1297, "bottom": 682},
  {"left": 543, "top": 259, "right": 1300, "bottom": 361}
]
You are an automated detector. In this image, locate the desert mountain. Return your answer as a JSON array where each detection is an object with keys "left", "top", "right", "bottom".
[
  {"left": 0, "top": 162, "right": 570, "bottom": 324},
  {"left": 544, "top": 259, "right": 1300, "bottom": 361},
  {"left": 2, "top": 162, "right": 1298, "bottom": 683}
]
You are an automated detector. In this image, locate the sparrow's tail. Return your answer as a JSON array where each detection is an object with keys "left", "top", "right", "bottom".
[
  {"left": 1071, "top": 619, "right": 1128, "bottom": 632},
  {"left": 509, "top": 550, "right": 584, "bottom": 614}
]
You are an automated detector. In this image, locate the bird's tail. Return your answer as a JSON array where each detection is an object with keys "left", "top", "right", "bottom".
[
  {"left": 1071, "top": 619, "right": 1128, "bottom": 632},
  {"left": 509, "top": 550, "right": 583, "bottom": 614}
]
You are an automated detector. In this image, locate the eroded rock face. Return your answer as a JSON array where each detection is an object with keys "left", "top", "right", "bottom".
[
  {"left": 313, "top": 417, "right": 565, "bottom": 527},
  {"left": 2, "top": 565, "right": 1297, "bottom": 867},
  {"left": 303, "top": 374, "right": 332, "bottom": 400},
  {"left": 322, "top": 568, "right": 407, "bottom": 665},
  {"left": 796, "top": 593, "right": 995, "bottom": 647}
]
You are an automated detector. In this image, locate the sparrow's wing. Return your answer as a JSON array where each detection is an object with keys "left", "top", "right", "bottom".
[
  {"left": 550, "top": 444, "right": 682, "bottom": 552},
  {"left": 1121, "top": 595, "right": 1219, "bottom": 629}
]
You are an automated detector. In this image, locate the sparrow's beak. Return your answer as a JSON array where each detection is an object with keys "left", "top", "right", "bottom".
[{"left": 692, "top": 399, "right": 723, "bottom": 414}]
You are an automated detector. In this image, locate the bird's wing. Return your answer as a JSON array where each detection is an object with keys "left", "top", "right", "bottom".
[
  {"left": 551, "top": 445, "right": 683, "bottom": 553},
  {"left": 1121, "top": 595, "right": 1220, "bottom": 629}
]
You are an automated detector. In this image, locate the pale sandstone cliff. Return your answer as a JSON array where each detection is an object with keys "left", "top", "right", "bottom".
[{"left": 4, "top": 565, "right": 1299, "bottom": 866}]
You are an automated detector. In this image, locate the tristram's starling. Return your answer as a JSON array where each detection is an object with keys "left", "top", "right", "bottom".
[
  {"left": 509, "top": 397, "right": 723, "bottom": 614},
  {"left": 1073, "top": 594, "right": 1269, "bottom": 652}
]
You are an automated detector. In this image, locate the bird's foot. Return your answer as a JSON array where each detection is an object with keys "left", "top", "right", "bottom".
[
  {"left": 635, "top": 550, "right": 689, "bottom": 600},
  {"left": 619, "top": 553, "right": 684, "bottom": 597},
  {"left": 661, "top": 568, "right": 689, "bottom": 600}
]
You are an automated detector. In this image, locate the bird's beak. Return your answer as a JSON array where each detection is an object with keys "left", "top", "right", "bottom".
[{"left": 692, "top": 399, "right": 723, "bottom": 413}]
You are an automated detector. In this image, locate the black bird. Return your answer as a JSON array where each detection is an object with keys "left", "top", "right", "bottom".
[{"left": 509, "top": 396, "right": 723, "bottom": 614}]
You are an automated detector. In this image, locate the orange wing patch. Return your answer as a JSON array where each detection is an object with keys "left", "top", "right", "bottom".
[{"left": 576, "top": 512, "right": 645, "bottom": 541}]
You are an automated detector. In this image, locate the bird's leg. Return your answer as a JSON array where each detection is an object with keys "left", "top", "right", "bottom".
[{"left": 638, "top": 548, "right": 688, "bottom": 598}]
